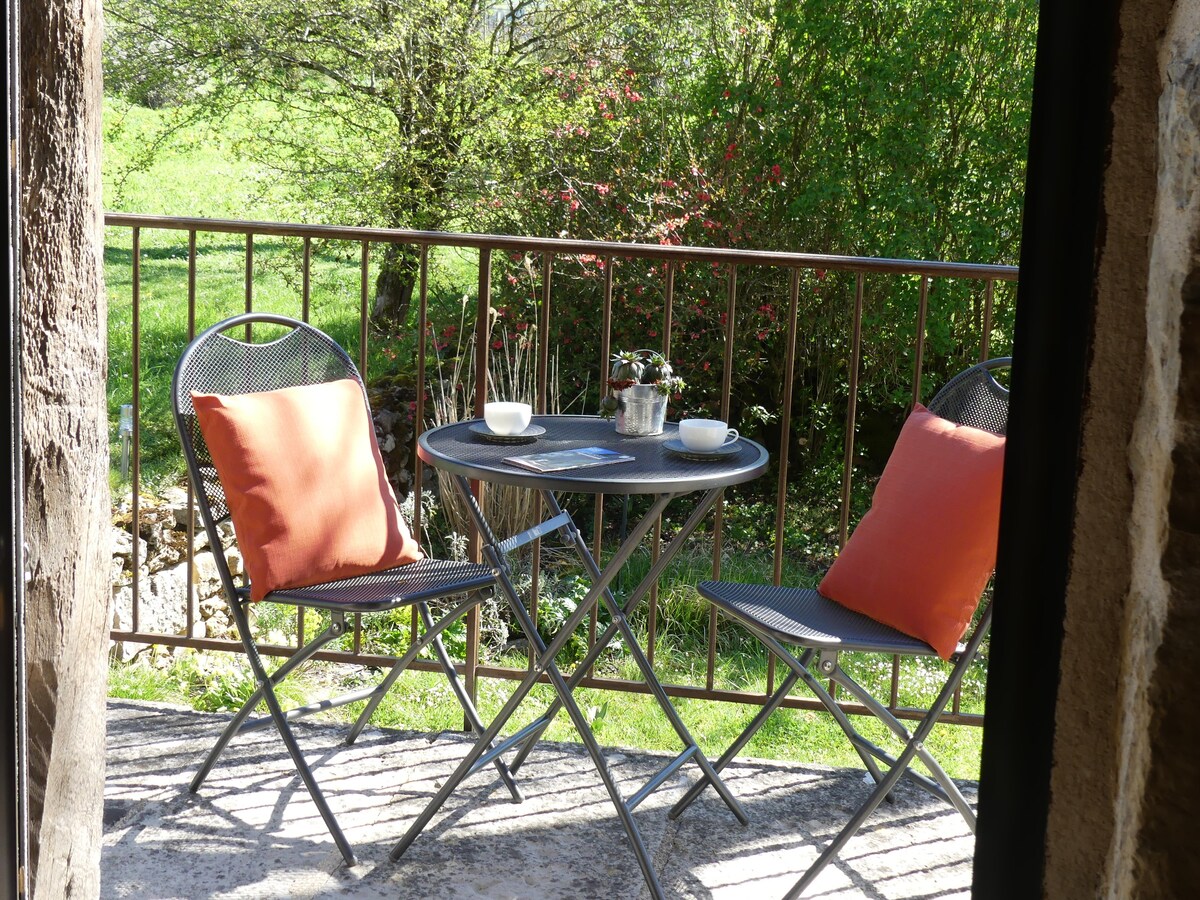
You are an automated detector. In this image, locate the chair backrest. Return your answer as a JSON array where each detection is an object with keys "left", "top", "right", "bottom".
[
  {"left": 172, "top": 314, "right": 364, "bottom": 595},
  {"left": 926, "top": 357, "right": 1011, "bottom": 436}
]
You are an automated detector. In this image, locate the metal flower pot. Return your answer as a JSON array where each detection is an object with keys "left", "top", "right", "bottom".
[{"left": 615, "top": 383, "right": 667, "bottom": 435}]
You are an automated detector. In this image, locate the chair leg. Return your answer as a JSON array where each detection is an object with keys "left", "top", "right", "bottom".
[
  {"left": 825, "top": 665, "right": 976, "bottom": 824},
  {"left": 215, "top": 600, "right": 357, "bottom": 866},
  {"left": 417, "top": 603, "right": 524, "bottom": 802},
  {"left": 752, "top": 631, "right": 890, "bottom": 789},
  {"left": 669, "top": 662, "right": 804, "bottom": 818},
  {"left": 345, "top": 592, "right": 479, "bottom": 744},
  {"left": 784, "top": 686, "right": 966, "bottom": 898},
  {"left": 191, "top": 606, "right": 344, "bottom": 791},
  {"left": 784, "top": 621, "right": 991, "bottom": 896},
  {"left": 784, "top": 732, "right": 919, "bottom": 899}
]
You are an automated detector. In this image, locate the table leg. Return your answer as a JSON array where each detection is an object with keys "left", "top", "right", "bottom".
[
  {"left": 507, "top": 488, "right": 749, "bottom": 825},
  {"left": 390, "top": 548, "right": 670, "bottom": 898}
]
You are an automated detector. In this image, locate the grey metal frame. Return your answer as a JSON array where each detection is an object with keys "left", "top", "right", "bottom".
[
  {"left": 393, "top": 417, "right": 769, "bottom": 900},
  {"left": 171, "top": 313, "right": 540, "bottom": 865},
  {"left": 669, "top": 358, "right": 1011, "bottom": 897}
]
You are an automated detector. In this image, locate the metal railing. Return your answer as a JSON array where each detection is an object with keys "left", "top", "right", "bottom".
[{"left": 105, "top": 212, "right": 1017, "bottom": 727}]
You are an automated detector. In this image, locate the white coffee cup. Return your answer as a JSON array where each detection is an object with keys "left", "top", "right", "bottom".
[
  {"left": 678, "top": 419, "right": 739, "bottom": 452},
  {"left": 484, "top": 401, "right": 532, "bottom": 435}
]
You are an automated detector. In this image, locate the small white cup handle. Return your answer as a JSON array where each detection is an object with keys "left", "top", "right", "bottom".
[{"left": 724, "top": 429, "right": 739, "bottom": 445}]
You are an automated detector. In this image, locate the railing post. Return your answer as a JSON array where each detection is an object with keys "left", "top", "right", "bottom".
[
  {"left": 130, "top": 226, "right": 142, "bottom": 634},
  {"left": 465, "top": 247, "right": 493, "bottom": 717},
  {"left": 411, "top": 246, "right": 431, "bottom": 648},
  {"left": 707, "top": 263, "right": 738, "bottom": 691},
  {"left": 839, "top": 273, "right": 865, "bottom": 549},
  {"left": 911, "top": 275, "right": 930, "bottom": 406}
]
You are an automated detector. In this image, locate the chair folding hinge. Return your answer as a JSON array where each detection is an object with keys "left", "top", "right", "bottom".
[
  {"left": 817, "top": 649, "right": 839, "bottom": 676},
  {"left": 330, "top": 611, "right": 346, "bottom": 636}
]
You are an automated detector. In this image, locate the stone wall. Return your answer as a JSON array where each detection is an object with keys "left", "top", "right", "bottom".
[
  {"left": 1043, "top": 1, "right": 1200, "bottom": 895},
  {"left": 1127, "top": 9, "right": 1200, "bottom": 895},
  {"left": 109, "top": 488, "right": 240, "bottom": 659}
]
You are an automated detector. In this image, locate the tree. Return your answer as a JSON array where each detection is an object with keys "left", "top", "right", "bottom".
[
  {"left": 20, "top": 0, "right": 111, "bottom": 891},
  {"left": 105, "top": 0, "right": 618, "bottom": 322},
  {"left": 476, "top": 0, "right": 1035, "bottom": 480}
]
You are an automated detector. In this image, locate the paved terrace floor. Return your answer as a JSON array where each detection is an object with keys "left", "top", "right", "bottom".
[{"left": 103, "top": 699, "right": 976, "bottom": 899}]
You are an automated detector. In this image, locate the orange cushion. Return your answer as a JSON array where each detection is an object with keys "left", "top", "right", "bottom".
[
  {"left": 192, "top": 378, "right": 422, "bottom": 601},
  {"left": 818, "top": 404, "right": 1005, "bottom": 659}
]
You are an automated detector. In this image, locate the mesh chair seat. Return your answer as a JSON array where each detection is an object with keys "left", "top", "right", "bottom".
[
  {"left": 259, "top": 558, "right": 498, "bottom": 610},
  {"left": 698, "top": 581, "right": 938, "bottom": 656}
]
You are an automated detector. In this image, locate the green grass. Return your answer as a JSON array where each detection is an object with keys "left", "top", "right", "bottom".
[
  {"left": 108, "top": 542, "right": 986, "bottom": 780},
  {"left": 103, "top": 98, "right": 483, "bottom": 491},
  {"left": 109, "top": 638, "right": 984, "bottom": 780}
]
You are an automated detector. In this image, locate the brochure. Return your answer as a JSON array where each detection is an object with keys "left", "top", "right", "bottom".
[{"left": 504, "top": 446, "right": 635, "bottom": 473}]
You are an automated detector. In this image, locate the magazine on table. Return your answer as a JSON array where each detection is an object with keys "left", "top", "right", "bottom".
[{"left": 504, "top": 446, "right": 635, "bottom": 473}]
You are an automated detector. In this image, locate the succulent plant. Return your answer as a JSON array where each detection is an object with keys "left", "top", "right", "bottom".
[
  {"left": 642, "top": 352, "right": 673, "bottom": 384},
  {"left": 655, "top": 375, "right": 686, "bottom": 396},
  {"left": 598, "top": 394, "right": 620, "bottom": 418},
  {"left": 602, "top": 347, "right": 685, "bottom": 417},
  {"left": 610, "top": 350, "right": 645, "bottom": 384}
]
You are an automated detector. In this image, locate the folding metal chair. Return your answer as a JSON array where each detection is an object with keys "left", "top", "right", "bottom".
[
  {"left": 670, "top": 357, "right": 1010, "bottom": 897},
  {"left": 172, "top": 313, "right": 528, "bottom": 865}
]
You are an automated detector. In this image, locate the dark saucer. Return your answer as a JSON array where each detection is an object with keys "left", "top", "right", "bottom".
[{"left": 468, "top": 421, "right": 546, "bottom": 444}]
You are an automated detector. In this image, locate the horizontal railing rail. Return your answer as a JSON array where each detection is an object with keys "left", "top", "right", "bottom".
[
  {"left": 105, "top": 213, "right": 1019, "bottom": 280},
  {"left": 105, "top": 212, "right": 1017, "bottom": 728}
]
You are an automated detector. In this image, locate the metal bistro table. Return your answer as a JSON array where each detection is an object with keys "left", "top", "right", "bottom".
[{"left": 391, "top": 415, "right": 769, "bottom": 898}]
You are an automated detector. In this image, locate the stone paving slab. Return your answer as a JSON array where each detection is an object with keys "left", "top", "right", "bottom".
[{"left": 103, "top": 700, "right": 975, "bottom": 899}]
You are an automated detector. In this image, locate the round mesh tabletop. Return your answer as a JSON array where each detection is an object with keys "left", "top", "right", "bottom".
[{"left": 418, "top": 415, "right": 769, "bottom": 494}]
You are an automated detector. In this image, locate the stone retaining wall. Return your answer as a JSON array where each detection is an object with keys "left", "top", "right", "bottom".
[{"left": 110, "top": 488, "right": 241, "bottom": 659}]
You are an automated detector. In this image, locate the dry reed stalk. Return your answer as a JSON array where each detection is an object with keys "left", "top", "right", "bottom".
[{"left": 429, "top": 301, "right": 560, "bottom": 547}]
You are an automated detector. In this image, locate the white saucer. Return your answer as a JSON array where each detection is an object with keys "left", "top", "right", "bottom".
[{"left": 663, "top": 438, "right": 739, "bottom": 460}]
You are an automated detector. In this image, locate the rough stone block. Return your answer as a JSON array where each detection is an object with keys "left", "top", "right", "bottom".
[{"left": 110, "top": 526, "right": 147, "bottom": 569}]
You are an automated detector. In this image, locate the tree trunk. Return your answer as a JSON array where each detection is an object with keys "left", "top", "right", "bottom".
[
  {"left": 372, "top": 243, "right": 418, "bottom": 324},
  {"left": 19, "top": 0, "right": 109, "bottom": 892}
]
